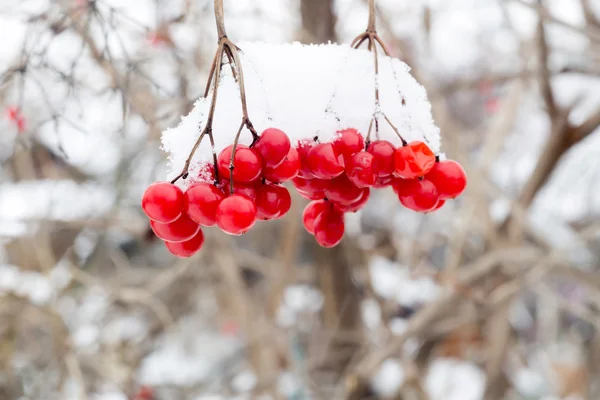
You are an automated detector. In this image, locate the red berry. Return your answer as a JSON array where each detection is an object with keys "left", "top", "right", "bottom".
[
  {"left": 296, "top": 139, "right": 315, "bottom": 178},
  {"left": 220, "top": 179, "right": 258, "bottom": 202},
  {"left": 313, "top": 208, "right": 345, "bottom": 248},
  {"left": 216, "top": 195, "right": 258, "bottom": 235},
  {"left": 430, "top": 199, "right": 446, "bottom": 212},
  {"left": 150, "top": 214, "right": 200, "bottom": 242},
  {"left": 346, "top": 151, "right": 376, "bottom": 188},
  {"left": 333, "top": 128, "right": 364, "bottom": 161},
  {"left": 276, "top": 186, "right": 292, "bottom": 218},
  {"left": 165, "top": 229, "right": 205, "bottom": 258},
  {"left": 185, "top": 183, "right": 225, "bottom": 226},
  {"left": 373, "top": 175, "right": 394, "bottom": 188},
  {"left": 263, "top": 147, "right": 300, "bottom": 183},
  {"left": 425, "top": 160, "right": 467, "bottom": 199},
  {"left": 395, "top": 178, "right": 440, "bottom": 212},
  {"left": 393, "top": 141, "right": 436, "bottom": 179},
  {"left": 142, "top": 182, "right": 185, "bottom": 223},
  {"left": 307, "top": 143, "right": 345, "bottom": 179},
  {"left": 335, "top": 188, "right": 370, "bottom": 213},
  {"left": 254, "top": 128, "right": 291, "bottom": 167},
  {"left": 302, "top": 200, "right": 330, "bottom": 234},
  {"left": 367, "top": 140, "right": 396, "bottom": 177},
  {"left": 292, "top": 176, "right": 329, "bottom": 194},
  {"left": 297, "top": 189, "right": 325, "bottom": 200},
  {"left": 325, "top": 174, "right": 363, "bottom": 205},
  {"left": 256, "top": 183, "right": 291, "bottom": 220},
  {"left": 217, "top": 145, "right": 263, "bottom": 183}
]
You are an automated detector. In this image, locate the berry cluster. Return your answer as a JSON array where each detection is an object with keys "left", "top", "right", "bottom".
[
  {"left": 295, "top": 128, "right": 467, "bottom": 248},
  {"left": 142, "top": 128, "right": 296, "bottom": 258},
  {"left": 142, "top": 128, "right": 466, "bottom": 257}
]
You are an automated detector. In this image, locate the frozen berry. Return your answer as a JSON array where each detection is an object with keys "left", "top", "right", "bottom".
[
  {"left": 367, "top": 140, "right": 395, "bottom": 177},
  {"left": 307, "top": 143, "right": 345, "bottom": 179},
  {"left": 165, "top": 229, "right": 205, "bottom": 258},
  {"left": 216, "top": 195, "right": 258, "bottom": 235},
  {"left": 254, "top": 128, "right": 291, "bottom": 167},
  {"left": 430, "top": 199, "right": 446, "bottom": 212},
  {"left": 325, "top": 174, "right": 363, "bottom": 205},
  {"left": 395, "top": 178, "right": 440, "bottom": 212},
  {"left": 220, "top": 179, "right": 258, "bottom": 202},
  {"left": 256, "top": 183, "right": 291, "bottom": 220},
  {"left": 335, "top": 188, "right": 370, "bottom": 213},
  {"left": 150, "top": 214, "right": 200, "bottom": 242},
  {"left": 217, "top": 144, "right": 263, "bottom": 183},
  {"left": 263, "top": 147, "right": 300, "bottom": 183},
  {"left": 313, "top": 208, "right": 345, "bottom": 248},
  {"left": 296, "top": 139, "right": 316, "bottom": 178},
  {"left": 393, "top": 141, "right": 436, "bottom": 179},
  {"left": 425, "top": 160, "right": 467, "bottom": 199},
  {"left": 373, "top": 175, "right": 394, "bottom": 188},
  {"left": 346, "top": 151, "right": 376, "bottom": 188},
  {"left": 302, "top": 200, "right": 330, "bottom": 234},
  {"left": 333, "top": 128, "right": 364, "bottom": 161},
  {"left": 142, "top": 182, "right": 185, "bottom": 223},
  {"left": 185, "top": 183, "right": 225, "bottom": 226}
]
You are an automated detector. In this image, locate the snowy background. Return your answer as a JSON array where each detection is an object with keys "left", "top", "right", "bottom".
[{"left": 1, "top": 0, "right": 600, "bottom": 399}]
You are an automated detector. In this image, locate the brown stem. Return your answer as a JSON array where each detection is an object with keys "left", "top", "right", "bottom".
[
  {"left": 229, "top": 119, "right": 246, "bottom": 193},
  {"left": 367, "top": 0, "right": 377, "bottom": 32},
  {"left": 214, "top": 0, "right": 227, "bottom": 39},
  {"left": 171, "top": 45, "right": 225, "bottom": 184},
  {"left": 352, "top": 31, "right": 407, "bottom": 145}
]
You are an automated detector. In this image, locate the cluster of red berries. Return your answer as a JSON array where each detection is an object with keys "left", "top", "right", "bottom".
[
  {"left": 295, "top": 128, "right": 467, "bottom": 248},
  {"left": 141, "top": 127, "right": 466, "bottom": 257},
  {"left": 142, "top": 128, "right": 297, "bottom": 258}
]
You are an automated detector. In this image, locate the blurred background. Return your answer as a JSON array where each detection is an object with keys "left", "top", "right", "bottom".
[{"left": 1, "top": 0, "right": 600, "bottom": 399}]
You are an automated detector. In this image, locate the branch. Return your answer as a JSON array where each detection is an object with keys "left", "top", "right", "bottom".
[
  {"left": 569, "top": 106, "right": 600, "bottom": 145},
  {"left": 536, "top": 11, "right": 557, "bottom": 115},
  {"left": 214, "top": 0, "right": 227, "bottom": 39}
]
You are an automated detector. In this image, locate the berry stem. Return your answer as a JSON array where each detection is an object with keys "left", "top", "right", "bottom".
[
  {"left": 214, "top": 0, "right": 227, "bottom": 39},
  {"left": 172, "top": 7, "right": 259, "bottom": 185},
  {"left": 351, "top": 1, "right": 407, "bottom": 146},
  {"left": 367, "top": 0, "right": 376, "bottom": 33}
]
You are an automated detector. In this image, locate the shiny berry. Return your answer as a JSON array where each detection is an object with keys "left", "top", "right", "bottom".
[
  {"left": 185, "top": 183, "right": 225, "bottom": 226},
  {"left": 217, "top": 144, "right": 263, "bottom": 183},
  {"left": 393, "top": 141, "right": 436, "bottom": 179},
  {"left": 254, "top": 128, "right": 291, "bottom": 167},
  {"left": 367, "top": 140, "right": 396, "bottom": 177},
  {"left": 307, "top": 143, "right": 345, "bottom": 179},
  {"left": 296, "top": 139, "right": 315, "bottom": 178},
  {"left": 165, "top": 229, "right": 205, "bottom": 258},
  {"left": 150, "top": 214, "right": 200, "bottom": 242},
  {"left": 296, "top": 190, "right": 325, "bottom": 201},
  {"left": 216, "top": 195, "right": 258, "bottom": 235},
  {"left": 313, "top": 208, "right": 345, "bottom": 248},
  {"left": 263, "top": 147, "right": 300, "bottom": 183},
  {"left": 333, "top": 128, "right": 364, "bottom": 161},
  {"left": 335, "top": 188, "right": 370, "bottom": 213},
  {"left": 395, "top": 178, "right": 440, "bottom": 212},
  {"left": 302, "top": 200, "right": 330, "bottom": 235},
  {"left": 220, "top": 179, "right": 258, "bottom": 202},
  {"left": 256, "top": 183, "right": 291, "bottom": 220},
  {"left": 142, "top": 182, "right": 185, "bottom": 223},
  {"left": 425, "top": 160, "right": 467, "bottom": 199},
  {"left": 346, "top": 151, "right": 376, "bottom": 188},
  {"left": 325, "top": 174, "right": 363, "bottom": 205},
  {"left": 373, "top": 175, "right": 394, "bottom": 188},
  {"left": 430, "top": 199, "right": 446, "bottom": 212},
  {"left": 292, "top": 176, "right": 329, "bottom": 195}
]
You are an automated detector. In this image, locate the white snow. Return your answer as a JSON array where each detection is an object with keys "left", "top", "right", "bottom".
[
  {"left": 425, "top": 358, "right": 486, "bottom": 400},
  {"left": 371, "top": 359, "right": 406, "bottom": 397},
  {"left": 369, "top": 256, "right": 442, "bottom": 307},
  {"left": 162, "top": 42, "right": 441, "bottom": 187}
]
